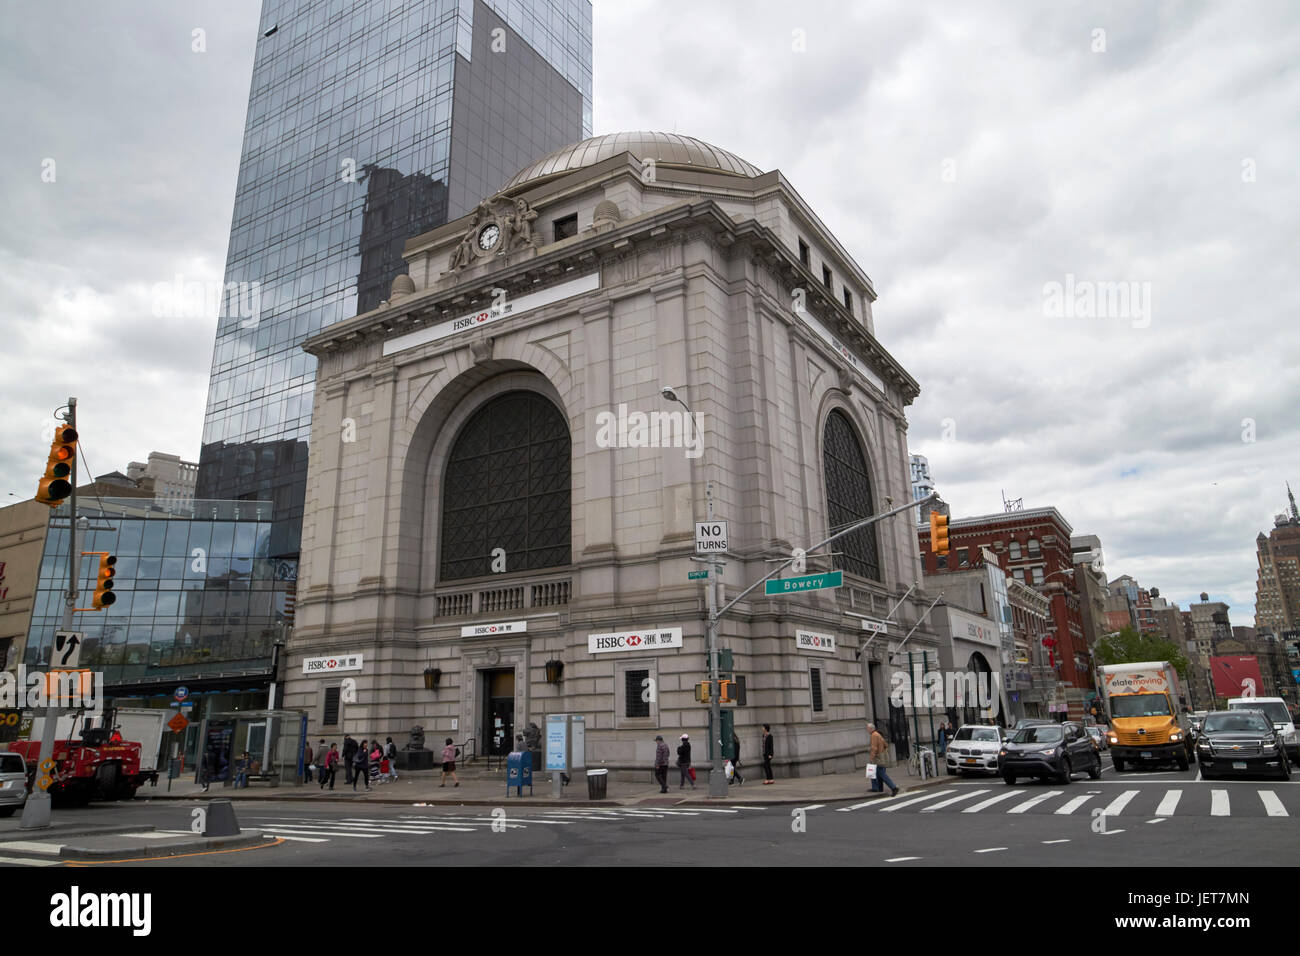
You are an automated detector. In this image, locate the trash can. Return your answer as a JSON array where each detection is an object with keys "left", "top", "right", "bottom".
[{"left": 586, "top": 768, "right": 608, "bottom": 800}]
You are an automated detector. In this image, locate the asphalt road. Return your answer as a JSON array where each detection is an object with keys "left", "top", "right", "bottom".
[{"left": 5, "top": 756, "right": 1297, "bottom": 867}]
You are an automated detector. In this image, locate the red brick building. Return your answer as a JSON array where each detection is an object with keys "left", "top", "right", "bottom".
[{"left": 919, "top": 507, "right": 1091, "bottom": 700}]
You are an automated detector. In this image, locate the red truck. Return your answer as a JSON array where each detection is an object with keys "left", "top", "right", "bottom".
[{"left": 9, "top": 711, "right": 159, "bottom": 806}]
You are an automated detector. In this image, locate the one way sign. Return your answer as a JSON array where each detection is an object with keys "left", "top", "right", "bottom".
[{"left": 54, "top": 631, "right": 85, "bottom": 668}]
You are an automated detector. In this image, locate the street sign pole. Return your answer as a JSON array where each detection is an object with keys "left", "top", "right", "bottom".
[
  {"left": 23, "top": 397, "right": 77, "bottom": 830},
  {"left": 705, "top": 482, "right": 727, "bottom": 798}
]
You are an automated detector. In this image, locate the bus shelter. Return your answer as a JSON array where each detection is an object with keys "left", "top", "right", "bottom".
[{"left": 192, "top": 708, "right": 308, "bottom": 787}]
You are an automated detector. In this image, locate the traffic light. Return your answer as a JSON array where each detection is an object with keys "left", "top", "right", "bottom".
[
  {"left": 719, "top": 679, "right": 734, "bottom": 703},
  {"left": 694, "top": 681, "right": 711, "bottom": 703},
  {"left": 930, "top": 511, "right": 950, "bottom": 555},
  {"left": 36, "top": 424, "right": 78, "bottom": 506},
  {"left": 91, "top": 553, "right": 116, "bottom": 609}
]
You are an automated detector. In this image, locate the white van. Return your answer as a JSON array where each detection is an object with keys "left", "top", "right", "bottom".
[{"left": 1227, "top": 697, "right": 1298, "bottom": 760}]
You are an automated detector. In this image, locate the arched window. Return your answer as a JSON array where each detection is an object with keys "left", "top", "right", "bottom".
[
  {"left": 440, "top": 391, "right": 571, "bottom": 580},
  {"left": 822, "top": 409, "right": 880, "bottom": 581}
]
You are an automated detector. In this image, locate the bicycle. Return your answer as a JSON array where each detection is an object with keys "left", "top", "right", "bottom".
[{"left": 908, "top": 746, "right": 937, "bottom": 779}]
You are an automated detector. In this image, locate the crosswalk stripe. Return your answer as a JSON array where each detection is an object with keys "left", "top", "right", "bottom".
[
  {"left": 1259, "top": 791, "right": 1287, "bottom": 817},
  {"left": 1054, "top": 794, "right": 1097, "bottom": 815},
  {"left": 924, "top": 790, "right": 990, "bottom": 812},
  {"left": 878, "top": 789, "right": 957, "bottom": 812},
  {"left": 800, "top": 804, "right": 825, "bottom": 811},
  {"left": 1101, "top": 790, "right": 1139, "bottom": 816},
  {"left": 963, "top": 791, "right": 1020, "bottom": 813},
  {"left": 885, "top": 856, "right": 921, "bottom": 862},
  {"left": 259, "top": 829, "right": 385, "bottom": 839},
  {"left": 266, "top": 821, "right": 479, "bottom": 834},
  {"left": 1007, "top": 790, "right": 1063, "bottom": 814},
  {"left": 1210, "top": 790, "right": 1230, "bottom": 816},
  {"left": 1154, "top": 790, "right": 1182, "bottom": 816},
  {"left": 837, "top": 801, "right": 879, "bottom": 812},
  {"left": 0, "top": 841, "right": 62, "bottom": 854},
  {"left": 0, "top": 855, "right": 60, "bottom": 866},
  {"left": 343, "top": 817, "right": 524, "bottom": 829}
]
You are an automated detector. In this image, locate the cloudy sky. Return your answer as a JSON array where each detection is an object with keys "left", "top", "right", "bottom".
[{"left": 2, "top": 1, "right": 1296, "bottom": 619}]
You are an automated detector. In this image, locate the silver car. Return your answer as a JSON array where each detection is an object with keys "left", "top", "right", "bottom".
[{"left": 0, "top": 752, "right": 28, "bottom": 817}]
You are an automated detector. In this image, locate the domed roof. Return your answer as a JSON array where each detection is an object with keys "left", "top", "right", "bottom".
[{"left": 501, "top": 132, "right": 764, "bottom": 192}]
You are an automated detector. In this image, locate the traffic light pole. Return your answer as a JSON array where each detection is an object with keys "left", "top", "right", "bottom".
[
  {"left": 22, "top": 397, "right": 77, "bottom": 830},
  {"left": 704, "top": 492, "right": 938, "bottom": 797}
]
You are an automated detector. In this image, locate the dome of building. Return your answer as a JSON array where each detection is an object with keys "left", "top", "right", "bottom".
[{"left": 501, "top": 131, "right": 764, "bottom": 192}]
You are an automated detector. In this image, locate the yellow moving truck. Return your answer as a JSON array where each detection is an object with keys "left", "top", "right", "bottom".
[{"left": 1099, "top": 661, "right": 1192, "bottom": 772}]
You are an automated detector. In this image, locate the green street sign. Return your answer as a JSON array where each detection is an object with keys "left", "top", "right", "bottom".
[
  {"left": 764, "top": 570, "right": 843, "bottom": 596},
  {"left": 687, "top": 570, "right": 709, "bottom": 580}
]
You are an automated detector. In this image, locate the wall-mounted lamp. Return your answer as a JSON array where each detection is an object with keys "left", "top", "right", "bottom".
[
  {"left": 423, "top": 666, "right": 442, "bottom": 691},
  {"left": 544, "top": 659, "right": 564, "bottom": 684}
]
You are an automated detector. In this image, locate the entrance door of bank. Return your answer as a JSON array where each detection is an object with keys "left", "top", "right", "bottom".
[{"left": 482, "top": 669, "right": 515, "bottom": 757}]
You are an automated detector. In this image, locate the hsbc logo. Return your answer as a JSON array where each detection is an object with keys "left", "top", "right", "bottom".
[
  {"left": 303, "top": 653, "right": 363, "bottom": 676},
  {"left": 460, "top": 621, "right": 527, "bottom": 638},
  {"left": 794, "top": 630, "right": 836, "bottom": 654},
  {"left": 589, "top": 628, "right": 684, "bottom": 654}
]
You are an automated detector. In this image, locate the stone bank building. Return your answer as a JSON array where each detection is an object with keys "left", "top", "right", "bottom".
[{"left": 285, "top": 132, "right": 943, "bottom": 775}]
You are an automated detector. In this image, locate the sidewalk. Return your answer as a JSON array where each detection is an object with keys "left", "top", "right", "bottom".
[{"left": 135, "top": 759, "right": 952, "bottom": 808}]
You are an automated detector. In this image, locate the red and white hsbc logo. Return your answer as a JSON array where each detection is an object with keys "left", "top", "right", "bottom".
[
  {"left": 303, "top": 654, "right": 364, "bottom": 675},
  {"left": 588, "top": 628, "right": 684, "bottom": 654},
  {"left": 460, "top": 620, "right": 528, "bottom": 638},
  {"left": 794, "top": 630, "right": 836, "bottom": 654}
]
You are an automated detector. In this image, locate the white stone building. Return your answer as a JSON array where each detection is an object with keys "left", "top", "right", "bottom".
[{"left": 284, "top": 132, "right": 941, "bottom": 775}]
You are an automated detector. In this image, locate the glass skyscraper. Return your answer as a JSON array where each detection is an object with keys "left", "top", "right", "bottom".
[{"left": 197, "top": 0, "right": 592, "bottom": 561}]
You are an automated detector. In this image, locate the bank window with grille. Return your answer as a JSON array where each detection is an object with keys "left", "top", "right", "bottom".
[
  {"left": 322, "top": 686, "right": 340, "bottom": 726},
  {"left": 625, "top": 668, "right": 650, "bottom": 718},
  {"left": 810, "top": 666, "right": 824, "bottom": 713},
  {"left": 822, "top": 410, "right": 880, "bottom": 580}
]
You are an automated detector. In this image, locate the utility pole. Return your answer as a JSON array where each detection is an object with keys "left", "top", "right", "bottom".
[
  {"left": 704, "top": 480, "right": 726, "bottom": 796},
  {"left": 22, "top": 397, "right": 77, "bottom": 830}
]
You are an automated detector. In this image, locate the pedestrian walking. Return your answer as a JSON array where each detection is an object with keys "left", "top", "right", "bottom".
[
  {"left": 868, "top": 723, "right": 899, "bottom": 797},
  {"left": 352, "top": 739, "right": 371, "bottom": 792},
  {"left": 937, "top": 722, "right": 949, "bottom": 758},
  {"left": 385, "top": 737, "right": 398, "bottom": 781},
  {"left": 654, "top": 735, "right": 670, "bottom": 792},
  {"left": 343, "top": 735, "right": 358, "bottom": 785},
  {"left": 200, "top": 747, "right": 216, "bottom": 791},
  {"left": 319, "top": 743, "right": 338, "bottom": 790},
  {"left": 729, "top": 731, "right": 744, "bottom": 785},
  {"left": 761, "top": 724, "right": 775, "bottom": 783},
  {"left": 440, "top": 738, "right": 460, "bottom": 787},
  {"left": 676, "top": 734, "right": 695, "bottom": 790},
  {"left": 304, "top": 741, "right": 314, "bottom": 783}
]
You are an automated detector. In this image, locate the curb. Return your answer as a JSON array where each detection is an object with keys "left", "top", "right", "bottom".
[
  {"left": 58, "top": 832, "right": 277, "bottom": 862},
  {"left": 0, "top": 823, "right": 156, "bottom": 842}
]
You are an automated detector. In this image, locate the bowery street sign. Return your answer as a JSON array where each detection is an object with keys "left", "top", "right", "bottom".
[
  {"left": 764, "top": 570, "right": 843, "bottom": 595},
  {"left": 687, "top": 570, "right": 709, "bottom": 580}
]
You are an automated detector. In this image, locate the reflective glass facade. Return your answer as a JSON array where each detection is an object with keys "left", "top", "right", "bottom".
[
  {"left": 197, "top": 0, "right": 592, "bottom": 558},
  {"left": 24, "top": 500, "right": 295, "bottom": 691}
]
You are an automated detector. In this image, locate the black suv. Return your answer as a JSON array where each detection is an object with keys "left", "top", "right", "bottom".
[
  {"left": 1196, "top": 710, "right": 1291, "bottom": 781},
  {"left": 1000, "top": 720, "right": 1101, "bottom": 785}
]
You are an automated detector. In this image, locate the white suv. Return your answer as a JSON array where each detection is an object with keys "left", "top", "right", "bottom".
[
  {"left": 0, "top": 752, "right": 28, "bottom": 817},
  {"left": 946, "top": 725, "right": 1003, "bottom": 775}
]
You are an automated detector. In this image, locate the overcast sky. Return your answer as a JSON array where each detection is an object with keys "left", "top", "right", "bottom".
[{"left": 2, "top": 1, "right": 1296, "bottom": 621}]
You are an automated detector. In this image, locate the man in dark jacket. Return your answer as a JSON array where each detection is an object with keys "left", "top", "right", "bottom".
[
  {"left": 342, "top": 735, "right": 358, "bottom": 785},
  {"left": 761, "top": 724, "right": 775, "bottom": 783},
  {"left": 676, "top": 734, "right": 695, "bottom": 790},
  {"left": 654, "top": 735, "right": 670, "bottom": 793},
  {"left": 729, "top": 731, "right": 744, "bottom": 785},
  {"left": 352, "top": 738, "right": 371, "bottom": 792}
]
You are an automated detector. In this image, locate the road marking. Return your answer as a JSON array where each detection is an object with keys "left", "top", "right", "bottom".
[
  {"left": 1055, "top": 794, "right": 1097, "bottom": 815},
  {"left": 1146, "top": 818, "right": 1166, "bottom": 824},
  {"left": 924, "top": 789, "right": 990, "bottom": 812},
  {"left": 269, "top": 835, "right": 330, "bottom": 843},
  {"left": 1210, "top": 790, "right": 1230, "bottom": 816},
  {"left": 1101, "top": 829, "right": 1127, "bottom": 835},
  {"left": 1042, "top": 839, "right": 1070, "bottom": 844},
  {"left": 1101, "top": 790, "right": 1140, "bottom": 816},
  {"left": 974, "top": 847, "right": 1007, "bottom": 854},
  {"left": 270, "top": 820, "right": 481, "bottom": 834},
  {"left": 1259, "top": 791, "right": 1287, "bottom": 817},
  {"left": 878, "top": 789, "right": 957, "bottom": 812},
  {"left": 962, "top": 791, "right": 1020, "bottom": 813},
  {"left": 1007, "top": 790, "right": 1063, "bottom": 814},
  {"left": 885, "top": 856, "right": 921, "bottom": 862},
  {"left": 252, "top": 827, "right": 386, "bottom": 839},
  {"left": 800, "top": 804, "right": 825, "bottom": 811},
  {"left": 0, "top": 841, "right": 62, "bottom": 854},
  {"left": 837, "top": 800, "right": 881, "bottom": 812},
  {"left": 343, "top": 816, "right": 526, "bottom": 830},
  {"left": 0, "top": 855, "right": 60, "bottom": 866},
  {"left": 724, "top": 806, "right": 767, "bottom": 810},
  {"left": 1154, "top": 790, "right": 1182, "bottom": 816}
]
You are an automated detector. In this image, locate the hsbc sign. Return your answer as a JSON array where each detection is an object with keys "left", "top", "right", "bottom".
[
  {"left": 794, "top": 630, "right": 836, "bottom": 654},
  {"left": 303, "top": 653, "right": 364, "bottom": 676},
  {"left": 461, "top": 620, "right": 527, "bottom": 638},
  {"left": 588, "top": 627, "right": 684, "bottom": 654}
]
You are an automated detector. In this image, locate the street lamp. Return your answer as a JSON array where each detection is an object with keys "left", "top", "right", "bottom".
[{"left": 661, "top": 384, "right": 728, "bottom": 798}]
